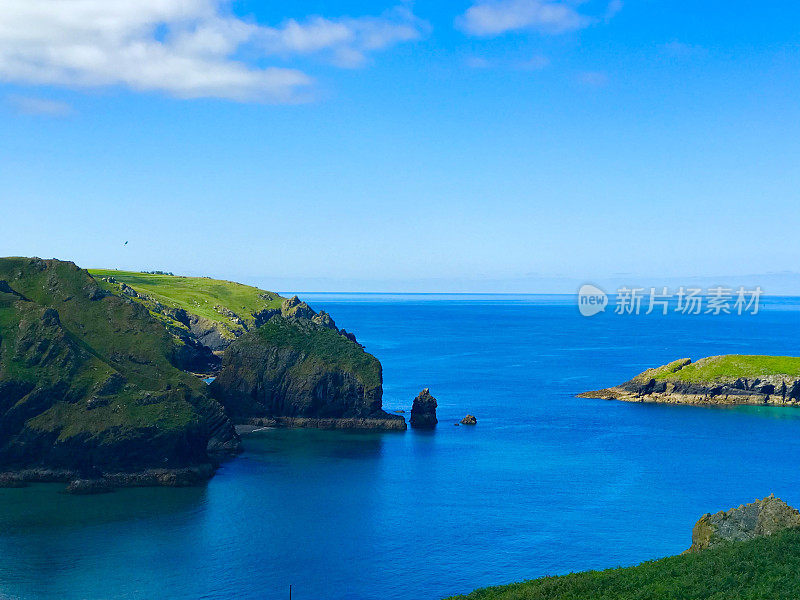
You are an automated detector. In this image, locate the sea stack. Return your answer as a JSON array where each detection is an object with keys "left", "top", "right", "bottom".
[
  {"left": 460, "top": 415, "right": 477, "bottom": 425},
  {"left": 410, "top": 388, "right": 438, "bottom": 428}
]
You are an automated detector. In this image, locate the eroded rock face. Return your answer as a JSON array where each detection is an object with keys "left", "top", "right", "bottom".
[
  {"left": 460, "top": 414, "right": 477, "bottom": 425},
  {"left": 688, "top": 495, "right": 800, "bottom": 552},
  {"left": 410, "top": 388, "right": 438, "bottom": 428},
  {"left": 211, "top": 317, "right": 405, "bottom": 430}
]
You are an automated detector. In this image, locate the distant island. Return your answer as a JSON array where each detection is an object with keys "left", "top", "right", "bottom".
[
  {"left": 0, "top": 257, "right": 403, "bottom": 492},
  {"left": 579, "top": 355, "right": 800, "bottom": 406}
]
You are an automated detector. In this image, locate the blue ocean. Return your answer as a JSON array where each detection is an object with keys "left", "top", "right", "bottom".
[{"left": 2, "top": 294, "right": 800, "bottom": 600}]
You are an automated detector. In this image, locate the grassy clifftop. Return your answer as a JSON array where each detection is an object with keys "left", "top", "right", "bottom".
[
  {"left": 652, "top": 355, "right": 800, "bottom": 383},
  {"left": 446, "top": 528, "right": 800, "bottom": 600},
  {"left": 89, "top": 269, "right": 283, "bottom": 331}
]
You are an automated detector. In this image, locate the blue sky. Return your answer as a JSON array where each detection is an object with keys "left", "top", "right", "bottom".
[{"left": 2, "top": 1, "right": 800, "bottom": 292}]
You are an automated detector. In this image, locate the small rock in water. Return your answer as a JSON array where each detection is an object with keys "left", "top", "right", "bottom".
[
  {"left": 460, "top": 415, "right": 477, "bottom": 425},
  {"left": 410, "top": 388, "right": 438, "bottom": 428}
]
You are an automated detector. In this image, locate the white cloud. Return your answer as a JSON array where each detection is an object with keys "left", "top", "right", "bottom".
[
  {"left": 661, "top": 40, "right": 707, "bottom": 58},
  {"left": 519, "top": 55, "right": 551, "bottom": 70},
  {"left": 7, "top": 94, "right": 73, "bottom": 116},
  {"left": 576, "top": 70, "right": 608, "bottom": 87},
  {"left": 605, "top": 0, "right": 624, "bottom": 21},
  {"left": 0, "top": 1, "right": 425, "bottom": 102},
  {"left": 457, "top": 0, "right": 621, "bottom": 37},
  {"left": 260, "top": 7, "right": 428, "bottom": 68},
  {"left": 458, "top": 0, "right": 591, "bottom": 36},
  {"left": 465, "top": 56, "right": 493, "bottom": 69}
]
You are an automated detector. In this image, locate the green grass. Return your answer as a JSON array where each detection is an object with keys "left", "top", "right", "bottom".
[
  {"left": 652, "top": 355, "right": 800, "bottom": 383},
  {"left": 89, "top": 269, "right": 283, "bottom": 330},
  {"left": 446, "top": 528, "right": 800, "bottom": 600}
]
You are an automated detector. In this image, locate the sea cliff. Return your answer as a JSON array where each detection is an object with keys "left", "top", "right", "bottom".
[{"left": 211, "top": 317, "right": 405, "bottom": 430}]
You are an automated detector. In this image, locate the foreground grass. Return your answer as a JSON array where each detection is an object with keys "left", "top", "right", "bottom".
[
  {"left": 652, "top": 355, "right": 800, "bottom": 383},
  {"left": 446, "top": 529, "right": 800, "bottom": 600},
  {"left": 89, "top": 269, "right": 283, "bottom": 327}
]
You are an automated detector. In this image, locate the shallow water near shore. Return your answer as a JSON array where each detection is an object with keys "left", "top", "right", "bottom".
[{"left": 3, "top": 294, "right": 800, "bottom": 600}]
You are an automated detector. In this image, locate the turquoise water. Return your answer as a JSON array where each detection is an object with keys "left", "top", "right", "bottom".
[{"left": 3, "top": 294, "right": 800, "bottom": 600}]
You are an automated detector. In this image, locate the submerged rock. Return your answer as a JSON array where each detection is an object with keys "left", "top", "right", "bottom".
[
  {"left": 460, "top": 414, "right": 477, "bottom": 425},
  {"left": 688, "top": 494, "right": 800, "bottom": 552},
  {"left": 65, "top": 479, "right": 115, "bottom": 495},
  {"left": 410, "top": 388, "right": 438, "bottom": 428}
]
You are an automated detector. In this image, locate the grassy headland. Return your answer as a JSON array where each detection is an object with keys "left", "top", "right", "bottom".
[{"left": 89, "top": 269, "right": 284, "bottom": 337}]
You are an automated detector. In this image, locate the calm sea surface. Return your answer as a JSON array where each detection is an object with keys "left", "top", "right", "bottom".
[{"left": 2, "top": 294, "right": 800, "bottom": 600}]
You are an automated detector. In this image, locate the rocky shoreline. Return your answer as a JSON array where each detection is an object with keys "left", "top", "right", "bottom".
[
  {"left": 0, "top": 464, "right": 217, "bottom": 493},
  {"left": 236, "top": 415, "right": 407, "bottom": 432},
  {"left": 579, "top": 357, "right": 800, "bottom": 407}
]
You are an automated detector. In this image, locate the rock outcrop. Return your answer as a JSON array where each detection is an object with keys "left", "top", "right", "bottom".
[
  {"left": 688, "top": 495, "right": 800, "bottom": 552},
  {"left": 460, "top": 414, "right": 477, "bottom": 425},
  {"left": 410, "top": 388, "right": 438, "bottom": 428},
  {"left": 211, "top": 317, "right": 405, "bottom": 430},
  {"left": 579, "top": 355, "right": 800, "bottom": 406}
]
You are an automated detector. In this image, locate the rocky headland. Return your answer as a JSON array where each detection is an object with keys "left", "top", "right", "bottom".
[
  {"left": 0, "top": 257, "right": 408, "bottom": 491},
  {"left": 579, "top": 355, "right": 800, "bottom": 406},
  {"left": 0, "top": 258, "right": 240, "bottom": 491}
]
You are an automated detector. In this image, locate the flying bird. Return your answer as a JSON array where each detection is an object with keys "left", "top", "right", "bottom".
[{"left": 124, "top": 241, "right": 128, "bottom": 246}]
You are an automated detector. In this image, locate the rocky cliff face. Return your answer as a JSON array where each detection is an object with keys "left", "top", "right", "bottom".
[
  {"left": 0, "top": 258, "right": 240, "bottom": 488},
  {"left": 211, "top": 317, "right": 405, "bottom": 430},
  {"left": 579, "top": 356, "right": 800, "bottom": 406},
  {"left": 410, "top": 388, "right": 438, "bottom": 428},
  {"left": 688, "top": 495, "right": 800, "bottom": 552}
]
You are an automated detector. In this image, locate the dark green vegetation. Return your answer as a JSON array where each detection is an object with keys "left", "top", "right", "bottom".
[
  {"left": 246, "top": 317, "right": 381, "bottom": 390},
  {"left": 446, "top": 529, "right": 800, "bottom": 600},
  {"left": 0, "top": 258, "right": 239, "bottom": 479},
  {"left": 651, "top": 355, "right": 800, "bottom": 383}
]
